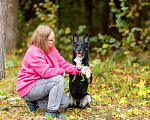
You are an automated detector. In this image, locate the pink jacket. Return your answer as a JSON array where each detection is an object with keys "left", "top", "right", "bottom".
[{"left": 16, "top": 45, "right": 81, "bottom": 98}]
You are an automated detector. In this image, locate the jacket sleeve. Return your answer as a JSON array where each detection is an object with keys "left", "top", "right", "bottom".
[
  {"left": 29, "top": 51, "right": 64, "bottom": 78},
  {"left": 55, "top": 49, "right": 81, "bottom": 75}
]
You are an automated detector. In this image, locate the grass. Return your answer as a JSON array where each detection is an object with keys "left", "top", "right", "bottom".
[{"left": 0, "top": 53, "right": 150, "bottom": 120}]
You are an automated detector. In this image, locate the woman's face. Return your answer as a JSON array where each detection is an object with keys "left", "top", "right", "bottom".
[{"left": 47, "top": 31, "right": 55, "bottom": 48}]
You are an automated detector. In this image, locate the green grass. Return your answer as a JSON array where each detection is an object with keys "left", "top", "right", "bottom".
[{"left": 0, "top": 53, "right": 150, "bottom": 120}]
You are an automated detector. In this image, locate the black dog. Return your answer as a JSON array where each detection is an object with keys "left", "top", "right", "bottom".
[{"left": 67, "top": 33, "right": 92, "bottom": 108}]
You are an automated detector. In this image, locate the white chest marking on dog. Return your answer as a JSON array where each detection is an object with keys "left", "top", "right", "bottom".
[{"left": 74, "top": 56, "right": 84, "bottom": 70}]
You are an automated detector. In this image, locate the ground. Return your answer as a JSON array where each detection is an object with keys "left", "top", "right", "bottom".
[{"left": 0, "top": 54, "right": 150, "bottom": 120}]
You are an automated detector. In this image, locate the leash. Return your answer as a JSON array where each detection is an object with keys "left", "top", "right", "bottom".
[{"left": 80, "top": 79, "right": 85, "bottom": 82}]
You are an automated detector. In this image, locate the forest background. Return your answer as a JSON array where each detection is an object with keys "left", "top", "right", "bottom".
[{"left": 0, "top": 0, "right": 150, "bottom": 119}]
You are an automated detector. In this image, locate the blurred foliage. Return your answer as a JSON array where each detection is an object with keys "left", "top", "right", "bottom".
[
  {"left": 93, "top": 33, "right": 121, "bottom": 56},
  {"left": 17, "top": 0, "right": 150, "bottom": 61},
  {"left": 94, "top": 0, "right": 150, "bottom": 58},
  {"left": 57, "top": 0, "right": 87, "bottom": 32},
  {"left": 17, "top": 4, "right": 40, "bottom": 51},
  {"left": 110, "top": 0, "right": 150, "bottom": 53},
  {"left": 2, "top": 1, "right": 150, "bottom": 119},
  {"left": 34, "top": 0, "right": 59, "bottom": 30}
]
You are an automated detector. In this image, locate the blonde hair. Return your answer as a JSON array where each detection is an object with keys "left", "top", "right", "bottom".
[{"left": 28, "top": 25, "right": 53, "bottom": 53}]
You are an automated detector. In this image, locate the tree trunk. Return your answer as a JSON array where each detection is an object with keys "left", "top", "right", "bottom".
[
  {"left": 0, "top": 0, "right": 7, "bottom": 79},
  {"left": 85, "top": 0, "right": 93, "bottom": 35},
  {"left": 133, "top": 9, "right": 141, "bottom": 44},
  {"left": 6, "top": 0, "right": 18, "bottom": 51},
  {"left": 101, "top": 0, "right": 110, "bottom": 34}
]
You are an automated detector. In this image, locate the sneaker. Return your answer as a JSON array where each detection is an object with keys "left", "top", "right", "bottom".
[
  {"left": 45, "top": 111, "right": 67, "bottom": 119},
  {"left": 24, "top": 101, "right": 38, "bottom": 112}
]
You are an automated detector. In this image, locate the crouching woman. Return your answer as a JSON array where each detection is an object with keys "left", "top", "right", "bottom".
[{"left": 16, "top": 25, "right": 88, "bottom": 119}]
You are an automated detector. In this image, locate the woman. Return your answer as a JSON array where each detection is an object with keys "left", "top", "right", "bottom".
[{"left": 16, "top": 25, "right": 90, "bottom": 119}]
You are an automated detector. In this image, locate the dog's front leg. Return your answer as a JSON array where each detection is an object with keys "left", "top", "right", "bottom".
[{"left": 85, "top": 69, "right": 92, "bottom": 84}]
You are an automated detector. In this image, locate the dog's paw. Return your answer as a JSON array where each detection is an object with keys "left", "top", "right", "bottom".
[{"left": 86, "top": 69, "right": 91, "bottom": 79}]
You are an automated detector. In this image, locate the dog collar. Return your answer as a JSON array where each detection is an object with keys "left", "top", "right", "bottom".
[
  {"left": 81, "top": 65, "right": 84, "bottom": 68},
  {"left": 80, "top": 79, "right": 85, "bottom": 82}
]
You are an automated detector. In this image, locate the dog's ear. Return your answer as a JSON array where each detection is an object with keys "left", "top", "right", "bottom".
[
  {"left": 83, "top": 33, "right": 89, "bottom": 43},
  {"left": 73, "top": 32, "right": 79, "bottom": 43}
]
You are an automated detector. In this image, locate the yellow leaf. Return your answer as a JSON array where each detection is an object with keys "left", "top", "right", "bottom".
[
  {"left": 70, "top": 115, "right": 76, "bottom": 119},
  {"left": 139, "top": 6, "right": 142, "bottom": 10},
  {"left": 114, "top": 69, "right": 120, "bottom": 73},
  {"left": 138, "top": 90, "right": 146, "bottom": 97},
  {"left": 123, "top": 50, "right": 130, "bottom": 55},
  {"left": 40, "top": 17, "right": 45, "bottom": 21},
  {"left": 133, "top": 108, "right": 140, "bottom": 115},
  {"left": 135, "top": 80, "right": 145, "bottom": 89},
  {"left": 101, "top": 84, "right": 105, "bottom": 88},
  {"left": 145, "top": 110, "right": 150, "bottom": 115},
  {"left": 119, "top": 97, "right": 128, "bottom": 104},
  {"left": 126, "top": 73, "right": 130, "bottom": 76},
  {"left": 102, "top": 44, "right": 109, "bottom": 49},
  {"left": 74, "top": 108, "right": 79, "bottom": 114},
  {"left": 3, "top": 111, "right": 7, "bottom": 114},
  {"left": 65, "top": 27, "right": 71, "bottom": 34},
  {"left": 84, "top": 109, "right": 91, "bottom": 113},
  {"left": 146, "top": 89, "right": 150, "bottom": 93},
  {"left": 19, "top": 49, "right": 23, "bottom": 53},
  {"left": 100, "top": 91, "right": 107, "bottom": 96}
]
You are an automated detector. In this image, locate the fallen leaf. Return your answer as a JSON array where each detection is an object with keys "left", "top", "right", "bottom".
[
  {"left": 133, "top": 108, "right": 140, "bottom": 115},
  {"left": 119, "top": 97, "right": 128, "bottom": 104},
  {"left": 135, "top": 80, "right": 145, "bottom": 89},
  {"left": 70, "top": 115, "right": 76, "bottom": 119},
  {"left": 138, "top": 90, "right": 146, "bottom": 97}
]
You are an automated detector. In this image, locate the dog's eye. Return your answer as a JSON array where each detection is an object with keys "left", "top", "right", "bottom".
[
  {"left": 76, "top": 44, "right": 79, "bottom": 47},
  {"left": 81, "top": 44, "right": 85, "bottom": 47}
]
